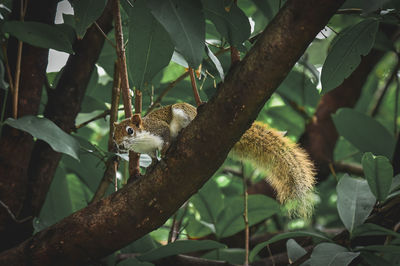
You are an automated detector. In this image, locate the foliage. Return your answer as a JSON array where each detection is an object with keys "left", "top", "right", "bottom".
[{"left": 0, "top": 0, "right": 400, "bottom": 265}]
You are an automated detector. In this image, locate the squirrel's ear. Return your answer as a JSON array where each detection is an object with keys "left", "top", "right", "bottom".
[{"left": 130, "top": 114, "right": 142, "bottom": 127}]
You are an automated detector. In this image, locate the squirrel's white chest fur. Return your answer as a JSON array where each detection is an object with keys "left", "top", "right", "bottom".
[{"left": 122, "top": 131, "right": 164, "bottom": 157}]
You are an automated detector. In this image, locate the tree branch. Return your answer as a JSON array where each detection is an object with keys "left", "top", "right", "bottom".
[{"left": 0, "top": 0, "right": 345, "bottom": 264}]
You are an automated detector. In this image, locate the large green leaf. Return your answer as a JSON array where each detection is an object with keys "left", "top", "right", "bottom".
[
  {"left": 307, "top": 243, "right": 360, "bottom": 266},
  {"left": 249, "top": 231, "right": 331, "bottom": 262},
  {"left": 71, "top": 0, "right": 107, "bottom": 38},
  {"left": 362, "top": 152, "right": 393, "bottom": 201},
  {"left": 203, "top": 248, "right": 245, "bottom": 265},
  {"left": 127, "top": 0, "right": 174, "bottom": 90},
  {"left": 5, "top": 116, "right": 80, "bottom": 160},
  {"left": 287, "top": 239, "right": 307, "bottom": 263},
  {"left": 216, "top": 195, "right": 279, "bottom": 238},
  {"left": 277, "top": 69, "right": 320, "bottom": 109},
  {"left": 202, "top": 0, "right": 250, "bottom": 47},
  {"left": 337, "top": 174, "right": 376, "bottom": 232},
  {"left": 147, "top": 0, "right": 205, "bottom": 67},
  {"left": 2, "top": 21, "right": 74, "bottom": 53},
  {"left": 136, "top": 240, "right": 226, "bottom": 261},
  {"left": 352, "top": 223, "right": 400, "bottom": 239},
  {"left": 321, "top": 19, "right": 379, "bottom": 93},
  {"left": 332, "top": 108, "right": 396, "bottom": 159},
  {"left": 191, "top": 179, "right": 224, "bottom": 228}
]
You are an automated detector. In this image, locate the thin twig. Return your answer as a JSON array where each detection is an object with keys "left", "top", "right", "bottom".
[
  {"left": 12, "top": 0, "right": 28, "bottom": 118},
  {"left": 189, "top": 67, "right": 202, "bottom": 106},
  {"left": 0, "top": 200, "right": 32, "bottom": 224},
  {"left": 113, "top": 0, "right": 133, "bottom": 118},
  {"left": 334, "top": 161, "right": 364, "bottom": 176},
  {"left": 90, "top": 62, "right": 121, "bottom": 202},
  {"left": 242, "top": 164, "right": 249, "bottom": 266},
  {"left": 94, "top": 22, "right": 116, "bottom": 48},
  {"left": 147, "top": 72, "right": 189, "bottom": 114}
]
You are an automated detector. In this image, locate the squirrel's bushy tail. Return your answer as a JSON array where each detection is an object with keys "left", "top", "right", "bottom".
[{"left": 231, "top": 122, "right": 316, "bottom": 218}]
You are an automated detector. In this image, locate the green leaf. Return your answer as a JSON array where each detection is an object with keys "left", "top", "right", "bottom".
[
  {"left": 216, "top": 195, "right": 279, "bottom": 238},
  {"left": 308, "top": 243, "right": 360, "bottom": 266},
  {"left": 332, "top": 108, "right": 395, "bottom": 159},
  {"left": 321, "top": 19, "right": 379, "bottom": 93},
  {"left": 337, "top": 174, "right": 376, "bottom": 232},
  {"left": 352, "top": 223, "right": 400, "bottom": 239},
  {"left": 5, "top": 116, "right": 80, "bottom": 160},
  {"left": 71, "top": 0, "right": 107, "bottom": 39},
  {"left": 147, "top": 0, "right": 205, "bottom": 67},
  {"left": 362, "top": 152, "right": 393, "bottom": 201},
  {"left": 117, "top": 258, "right": 154, "bottom": 266},
  {"left": 205, "top": 44, "right": 224, "bottom": 81},
  {"left": 249, "top": 231, "right": 330, "bottom": 262},
  {"left": 136, "top": 240, "right": 226, "bottom": 261},
  {"left": 191, "top": 179, "right": 224, "bottom": 228},
  {"left": 202, "top": 0, "right": 251, "bottom": 47},
  {"left": 203, "top": 248, "right": 245, "bottom": 265},
  {"left": 127, "top": 0, "right": 174, "bottom": 90},
  {"left": 355, "top": 245, "right": 400, "bottom": 254},
  {"left": 287, "top": 239, "right": 307, "bottom": 263},
  {"left": 277, "top": 69, "right": 320, "bottom": 108},
  {"left": 36, "top": 165, "right": 73, "bottom": 230},
  {"left": 2, "top": 21, "right": 74, "bottom": 53}
]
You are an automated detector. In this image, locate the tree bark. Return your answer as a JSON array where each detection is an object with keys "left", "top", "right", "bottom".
[
  {"left": 0, "top": 0, "right": 60, "bottom": 251},
  {"left": 0, "top": 0, "right": 345, "bottom": 264}
]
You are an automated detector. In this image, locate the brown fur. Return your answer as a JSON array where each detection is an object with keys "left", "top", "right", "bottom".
[{"left": 114, "top": 104, "right": 315, "bottom": 217}]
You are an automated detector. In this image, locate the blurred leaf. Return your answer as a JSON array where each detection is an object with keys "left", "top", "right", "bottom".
[
  {"left": 2, "top": 21, "right": 74, "bottom": 53},
  {"left": 355, "top": 245, "right": 400, "bottom": 254},
  {"left": 127, "top": 0, "right": 174, "bottom": 90},
  {"left": 5, "top": 116, "right": 80, "bottom": 160},
  {"left": 332, "top": 108, "right": 395, "bottom": 159},
  {"left": 71, "top": 0, "right": 107, "bottom": 38},
  {"left": 137, "top": 240, "right": 226, "bottom": 261},
  {"left": 362, "top": 152, "right": 393, "bottom": 201},
  {"left": 321, "top": 19, "right": 379, "bottom": 93},
  {"left": 202, "top": 0, "right": 250, "bottom": 47},
  {"left": 216, "top": 195, "right": 279, "bottom": 238},
  {"left": 249, "top": 231, "right": 331, "bottom": 262},
  {"left": 287, "top": 239, "right": 307, "bottom": 263},
  {"left": 80, "top": 95, "right": 107, "bottom": 113},
  {"left": 191, "top": 179, "right": 224, "bottom": 227},
  {"left": 148, "top": 0, "right": 205, "bottom": 67},
  {"left": 337, "top": 174, "right": 376, "bottom": 232},
  {"left": 307, "top": 243, "right": 359, "bottom": 266},
  {"left": 203, "top": 248, "right": 245, "bottom": 265},
  {"left": 117, "top": 258, "right": 154, "bottom": 266},
  {"left": 36, "top": 165, "right": 73, "bottom": 229},
  {"left": 352, "top": 223, "right": 400, "bottom": 239},
  {"left": 121, "top": 234, "right": 159, "bottom": 254},
  {"left": 360, "top": 252, "right": 392, "bottom": 266},
  {"left": 277, "top": 70, "right": 320, "bottom": 108}
]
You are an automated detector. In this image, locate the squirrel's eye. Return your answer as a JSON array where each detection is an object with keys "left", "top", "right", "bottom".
[{"left": 126, "top": 126, "right": 134, "bottom": 135}]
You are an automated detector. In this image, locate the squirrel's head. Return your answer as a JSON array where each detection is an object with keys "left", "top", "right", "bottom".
[{"left": 113, "top": 114, "right": 143, "bottom": 151}]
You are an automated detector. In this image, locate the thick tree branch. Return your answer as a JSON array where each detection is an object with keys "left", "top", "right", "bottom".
[
  {"left": 300, "top": 50, "right": 383, "bottom": 181},
  {"left": 0, "top": 0, "right": 344, "bottom": 264},
  {"left": 3, "top": 0, "right": 114, "bottom": 246},
  {"left": 0, "top": 0, "right": 60, "bottom": 251}
]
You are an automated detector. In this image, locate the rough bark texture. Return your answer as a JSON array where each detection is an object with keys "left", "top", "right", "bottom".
[
  {"left": 0, "top": 0, "right": 60, "bottom": 251},
  {"left": 0, "top": 0, "right": 345, "bottom": 264},
  {"left": 300, "top": 50, "right": 383, "bottom": 181}
]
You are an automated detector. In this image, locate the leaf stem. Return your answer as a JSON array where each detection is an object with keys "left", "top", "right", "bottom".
[{"left": 189, "top": 67, "right": 202, "bottom": 106}]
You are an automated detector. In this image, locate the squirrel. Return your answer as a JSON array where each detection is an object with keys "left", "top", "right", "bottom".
[{"left": 113, "top": 103, "right": 316, "bottom": 217}]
